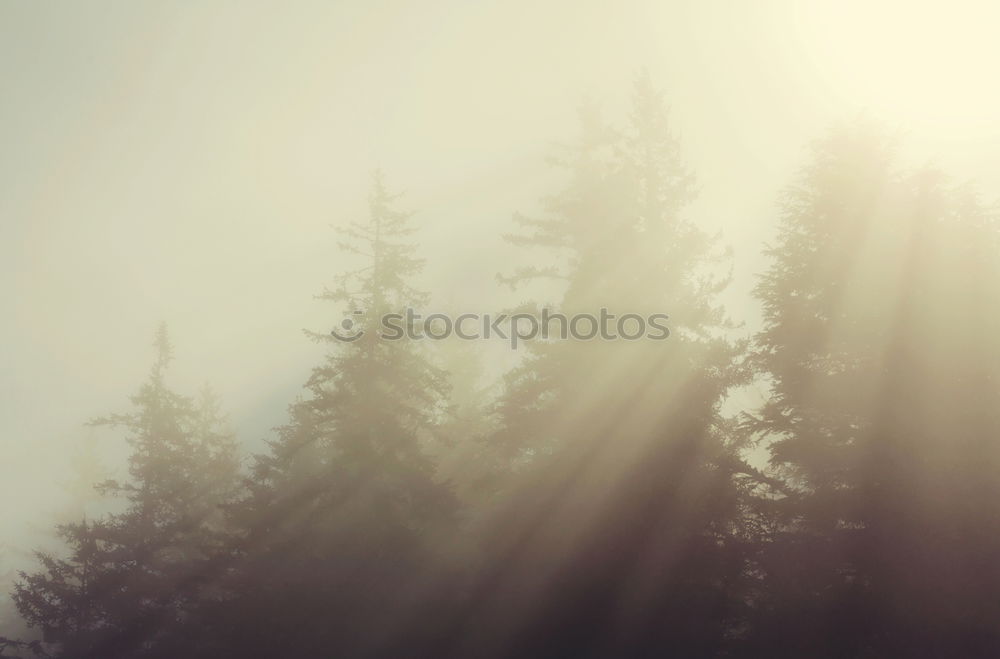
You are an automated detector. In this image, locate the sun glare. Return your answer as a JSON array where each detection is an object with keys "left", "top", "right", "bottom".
[{"left": 794, "top": 1, "right": 999, "bottom": 133}]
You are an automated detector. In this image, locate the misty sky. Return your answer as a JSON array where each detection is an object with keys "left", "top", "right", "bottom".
[{"left": 3, "top": 0, "right": 1000, "bottom": 557}]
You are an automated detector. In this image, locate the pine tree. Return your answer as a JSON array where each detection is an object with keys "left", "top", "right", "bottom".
[
  {"left": 458, "top": 76, "right": 765, "bottom": 657},
  {"left": 219, "top": 172, "right": 457, "bottom": 657},
  {"left": 12, "top": 326, "right": 240, "bottom": 659},
  {"left": 748, "top": 120, "right": 1000, "bottom": 657}
]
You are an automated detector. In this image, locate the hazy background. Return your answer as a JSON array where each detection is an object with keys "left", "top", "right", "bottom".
[{"left": 3, "top": 0, "right": 1000, "bottom": 589}]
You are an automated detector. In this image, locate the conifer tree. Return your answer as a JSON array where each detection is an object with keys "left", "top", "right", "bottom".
[
  {"left": 12, "top": 326, "right": 240, "bottom": 659},
  {"left": 748, "top": 120, "right": 1000, "bottom": 657},
  {"left": 220, "top": 172, "right": 457, "bottom": 657},
  {"left": 459, "top": 77, "right": 765, "bottom": 657}
]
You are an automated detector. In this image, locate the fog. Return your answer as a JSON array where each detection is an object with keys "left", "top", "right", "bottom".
[{"left": 3, "top": 1, "right": 1000, "bottom": 656}]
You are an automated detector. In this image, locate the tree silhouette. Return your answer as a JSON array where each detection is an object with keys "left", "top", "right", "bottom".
[
  {"left": 748, "top": 120, "right": 1000, "bottom": 657},
  {"left": 215, "top": 172, "right": 459, "bottom": 658},
  {"left": 455, "top": 76, "right": 766, "bottom": 658},
  {"left": 13, "top": 326, "right": 240, "bottom": 659}
]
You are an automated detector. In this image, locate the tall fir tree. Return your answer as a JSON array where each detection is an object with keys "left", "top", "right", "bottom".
[
  {"left": 748, "top": 120, "right": 1000, "bottom": 657},
  {"left": 456, "top": 76, "right": 766, "bottom": 657},
  {"left": 12, "top": 326, "right": 240, "bottom": 659},
  {"left": 218, "top": 172, "right": 458, "bottom": 658}
]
